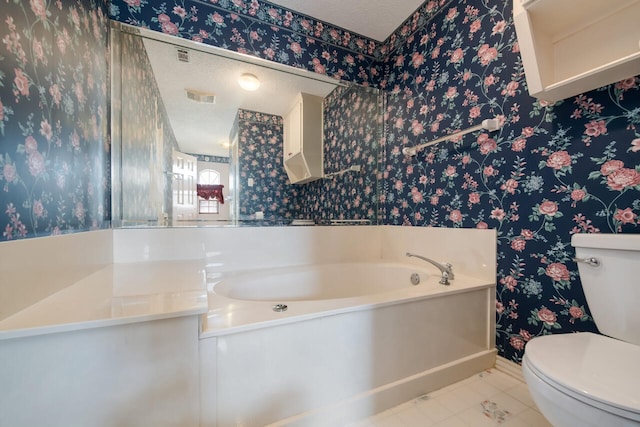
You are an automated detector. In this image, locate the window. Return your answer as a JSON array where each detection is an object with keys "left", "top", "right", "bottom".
[{"left": 198, "top": 169, "right": 221, "bottom": 214}]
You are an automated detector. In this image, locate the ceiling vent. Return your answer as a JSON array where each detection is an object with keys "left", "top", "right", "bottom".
[
  {"left": 185, "top": 89, "right": 216, "bottom": 104},
  {"left": 177, "top": 48, "right": 190, "bottom": 63}
]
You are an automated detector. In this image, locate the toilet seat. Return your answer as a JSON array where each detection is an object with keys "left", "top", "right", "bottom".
[{"left": 524, "top": 332, "right": 640, "bottom": 421}]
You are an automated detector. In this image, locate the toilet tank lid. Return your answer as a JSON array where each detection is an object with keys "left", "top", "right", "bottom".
[{"left": 571, "top": 233, "right": 640, "bottom": 251}]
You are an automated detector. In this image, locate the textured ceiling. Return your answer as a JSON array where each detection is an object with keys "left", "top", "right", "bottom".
[
  {"left": 143, "top": 37, "right": 338, "bottom": 157},
  {"left": 143, "top": 0, "right": 427, "bottom": 156},
  {"left": 267, "top": 0, "right": 425, "bottom": 41}
]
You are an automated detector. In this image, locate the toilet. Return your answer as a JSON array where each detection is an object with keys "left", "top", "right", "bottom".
[{"left": 522, "top": 233, "right": 640, "bottom": 427}]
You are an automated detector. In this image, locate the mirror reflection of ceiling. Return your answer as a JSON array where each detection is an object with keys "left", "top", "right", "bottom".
[
  {"left": 267, "top": 0, "right": 426, "bottom": 42},
  {"left": 143, "top": 37, "right": 339, "bottom": 157}
]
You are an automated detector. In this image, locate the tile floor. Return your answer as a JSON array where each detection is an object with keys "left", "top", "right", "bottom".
[{"left": 349, "top": 369, "right": 552, "bottom": 427}]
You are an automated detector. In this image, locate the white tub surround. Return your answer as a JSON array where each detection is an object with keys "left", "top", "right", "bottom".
[
  {"left": 204, "top": 261, "right": 494, "bottom": 336},
  {"left": 112, "top": 225, "right": 383, "bottom": 266},
  {"left": 0, "top": 230, "right": 112, "bottom": 320},
  {"left": 195, "top": 225, "right": 497, "bottom": 427},
  {"left": 209, "top": 286, "right": 496, "bottom": 427},
  {"left": 0, "top": 230, "right": 207, "bottom": 427},
  {"left": 0, "top": 259, "right": 207, "bottom": 340},
  {"left": 0, "top": 316, "right": 201, "bottom": 427},
  {"left": 2, "top": 226, "right": 496, "bottom": 427}
]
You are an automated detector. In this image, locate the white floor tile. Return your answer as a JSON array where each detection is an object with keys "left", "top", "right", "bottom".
[
  {"left": 505, "top": 383, "right": 536, "bottom": 407},
  {"left": 344, "top": 420, "right": 374, "bottom": 427},
  {"left": 369, "top": 408, "right": 397, "bottom": 421},
  {"left": 414, "top": 397, "right": 456, "bottom": 423},
  {"left": 465, "top": 376, "right": 502, "bottom": 398},
  {"left": 480, "top": 370, "right": 522, "bottom": 392},
  {"left": 433, "top": 415, "right": 472, "bottom": 427},
  {"left": 371, "top": 413, "right": 406, "bottom": 427},
  {"left": 396, "top": 404, "right": 436, "bottom": 427},
  {"left": 499, "top": 416, "right": 531, "bottom": 427},
  {"left": 458, "top": 404, "right": 505, "bottom": 426},
  {"left": 353, "top": 369, "right": 549, "bottom": 427},
  {"left": 515, "top": 408, "right": 553, "bottom": 427},
  {"left": 437, "top": 387, "right": 486, "bottom": 413},
  {"left": 485, "top": 392, "right": 529, "bottom": 416}
]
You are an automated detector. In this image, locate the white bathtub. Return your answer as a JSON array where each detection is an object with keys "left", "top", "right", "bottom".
[
  {"left": 200, "top": 261, "right": 497, "bottom": 427},
  {"left": 213, "top": 262, "right": 435, "bottom": 302}
]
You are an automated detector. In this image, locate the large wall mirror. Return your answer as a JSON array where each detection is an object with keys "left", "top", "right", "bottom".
[{"left": 110, "top": 22, "right": 382, "bottom": 227}]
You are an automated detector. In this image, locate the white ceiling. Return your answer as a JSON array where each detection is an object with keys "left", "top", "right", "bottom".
[
  {"left": 143, "top": 37, "right": 338, "bottom": 157},
  {"left": 267, "top": 0, "right": 426, "bottom": 42}
]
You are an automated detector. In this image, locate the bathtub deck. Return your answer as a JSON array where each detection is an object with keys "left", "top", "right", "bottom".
[
  {"left": 0, "top": 260, "right": 207, "bottom": 340},
  {"left": 202, "top": 271, "right": 494, "bottom": 338}
]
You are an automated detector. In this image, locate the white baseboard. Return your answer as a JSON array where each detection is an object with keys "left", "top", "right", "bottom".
[
  {"left": 270, "top": 349, "right": 497, "bottom": 427},
  {"left": 495, "top": 355, "right": 524, "bottom": 383}
]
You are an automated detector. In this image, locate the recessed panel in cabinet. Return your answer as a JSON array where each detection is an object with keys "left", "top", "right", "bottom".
[{"left": 514, "top": 0, "right": 640, "bottom": 102}]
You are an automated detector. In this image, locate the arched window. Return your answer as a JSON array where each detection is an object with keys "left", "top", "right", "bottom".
[
  {"left": 199, "top": 169, "right": 220, "bottom": 185},
  {"left": 198, "top": 169, "right": 221, "bottom": 214}
]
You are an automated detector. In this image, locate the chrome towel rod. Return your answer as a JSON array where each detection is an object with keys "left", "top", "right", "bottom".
[
  {"left": 402, "top": 117, "right": 502, "bottom": 156},
  {"left": 323, "top": 165, "right": 361, "bottom": 179}
]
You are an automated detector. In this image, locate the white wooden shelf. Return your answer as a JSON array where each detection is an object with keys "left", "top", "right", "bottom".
[
  {"left": 283, "top": 93, "right": 324, "bottom": 184},
  {"left": 514, "top": 0, "right": 640, "bottom": 102}
]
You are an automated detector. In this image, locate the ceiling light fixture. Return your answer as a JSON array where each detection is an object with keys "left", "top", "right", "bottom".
[{"left": 238, "top": 73, "right": 260, "bottom": 91}]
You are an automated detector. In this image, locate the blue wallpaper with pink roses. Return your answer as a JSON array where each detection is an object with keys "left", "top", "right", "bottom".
[
  {"left": 109, "top": 0, "right": 383, "bottom": 86},
  {"left": 0, "top": 0, "right": 110, "bottom": 240},
  {"left": 382, "top": 0, "right": 640, "bottom": 362},
  {"left": 109, "top": 0, "right": 640, "bottom": 363},
  {"left": 6, "top": 0, "right": 639, "bottom": 363},
  {"left": 293, "top": 84, "right": 382, "bottom": 222},
  {"left": 235, "top": 109, "right": 296, "bottom": 220}
]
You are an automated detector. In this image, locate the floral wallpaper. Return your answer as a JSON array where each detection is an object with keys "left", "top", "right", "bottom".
[
  {"left": 293, "top": 85, "right": 382, "bottom": 223},
  {"left": 0, "top": 0, "right": 110, "bottom": 240},
  {"left": 109, "top": 0, "right": 382, "bottom": 86},
  {"left": 9, "top": 0, "right": 639, "bottom": 365},
  {"left": 189, "top": 154, "right": 229, "bottom": 164},
  {"left": 235, "top": 109, "right": 295, "bottom": 220},
  {"left": 117, "top": 31, "right": 179, "bottom": 225},
  {"left": 382, "top": 0, "right": 640, "bottom": 362}
]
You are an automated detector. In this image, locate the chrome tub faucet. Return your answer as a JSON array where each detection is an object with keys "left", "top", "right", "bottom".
[{"left": 405, "top": 252, "right": 454, "bottom": 285}]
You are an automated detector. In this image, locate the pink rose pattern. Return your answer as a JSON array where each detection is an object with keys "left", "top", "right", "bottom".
[
  {"left": 235, "top": 110, "right": 290, "bottom": 221},
  {"left": 145, "top": 0, "right": 639, "bottom": 362},
  {"left": 110, "top": 0, "right": 415, "bottom": 85},
  {"left": 378, "top": 0, "right": 638, "bottom": 363},
  {"left": 229, "top": 86, "right": 380, "bottom": 223},
  {"left": 2, "top": 0, "right": 632, "bottom": 364},
  {"left": 1, "top": 0, "right": 109, "bottom": 239},
  {"left": 294, "top": 85, "right": 381, "bottom": 222}
]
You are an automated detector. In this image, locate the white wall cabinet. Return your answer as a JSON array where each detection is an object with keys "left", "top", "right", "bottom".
[
  {"left": 513, "top": 0, "right": 640, "bottom": 103},
  {"left": 283, "top": 93, "right": 324, "bottom": 184}
]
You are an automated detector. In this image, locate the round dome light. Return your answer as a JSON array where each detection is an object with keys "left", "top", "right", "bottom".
[{"left": 238, "top": 73, "right": 260, "bottom": 91}]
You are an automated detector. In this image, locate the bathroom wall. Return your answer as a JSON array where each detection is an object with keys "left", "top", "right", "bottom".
[
  {"left": 234, "top": 87, "right": 383, "bottom": 223},
  {"left": 0, "top": 0, "right": 110, "bottom": 240},
  {"left": 2, "top": 0, "right": 621, "bottom": 365},
  {"left": 235, "top": 109, "right": 295, "bottom": 221},
  {"left": 293, "top": 85, "right": 383, "bottom": 222},
  {"left": 118, "top": 32, "right": 180, "bottom": 224},
  {"left": 108, "top": 0, "right": 383, "bottom": 86},
  {"left": 381, "top": 0, "right": 640, "bottom": 362},
  {"left": 110, "top": 1, "right": 640, "bottom": 364}
]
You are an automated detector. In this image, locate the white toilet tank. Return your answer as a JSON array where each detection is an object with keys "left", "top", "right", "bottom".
[{"left": 572, "top": 233, "right": 640, "bottom": 346}]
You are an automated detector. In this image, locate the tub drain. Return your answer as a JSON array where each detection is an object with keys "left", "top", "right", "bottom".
[
  {"left": 272, "top": 304, "right": 288, "bottom": 312},
  {"left": 410, "top": 273, "right": 421, "bottom": 285}
]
